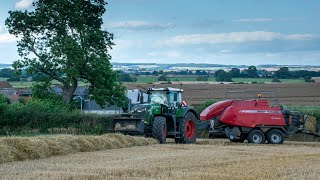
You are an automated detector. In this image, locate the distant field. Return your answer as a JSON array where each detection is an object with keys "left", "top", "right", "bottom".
[
  {"left": 232, "top": 78, "right": 305, "bottom": 83},
  {"left": 126, "top": 83, "right": 320, "bottom": 105},
  {"left": 6, "top": 80, "right": 88, "bottom": 88},
  {"left": 134, "top": 76, "right": 305, "bottom": 83},
  {"left": 2, "top": 76, "right": 305, "bottom": 88},
  {"left": 1, "top": 139, "right": 320, "bottom": 179},
  {"left": 136, "top": 76, "right": 159, "bottom": 83},
  {"left": 8, "top": 81, "right": 35, "bottom": 88},
  {"left": 168, "top": 77, "right": 216, "bottom": 81}
]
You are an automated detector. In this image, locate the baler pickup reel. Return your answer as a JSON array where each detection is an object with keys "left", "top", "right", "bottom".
[{"left": 108, "top": 117, "right": 145, "bottom": 135}]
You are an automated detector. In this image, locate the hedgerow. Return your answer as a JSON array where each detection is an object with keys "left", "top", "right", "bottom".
[{"left": 0, "top": 94, "right": 115, "bottom": 135}]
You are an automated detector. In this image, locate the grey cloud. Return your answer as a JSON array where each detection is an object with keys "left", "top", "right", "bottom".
[
  {"left": 233, "top": 17, "right": 303, "bottom": 23},
  {"left": 165, "top": 32, "right": 319, "bottom": 45},
  {"left": 15, "top": 0, "right": 33, "bottom": 9}
]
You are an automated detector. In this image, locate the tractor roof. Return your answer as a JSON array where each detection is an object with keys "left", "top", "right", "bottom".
[{"left": 148, "top": 87, "right": 183, "bottom": 93}]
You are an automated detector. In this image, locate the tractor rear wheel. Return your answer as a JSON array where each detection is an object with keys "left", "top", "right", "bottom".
[
  {"left": 179, "top": 112, "right": 197, "bottom": 143},
  {"left": 247, "top": 129, "right": 265, "bottom": 144},
  {"left": 267, "top": 129, "right": 284, "bottom": 144},
  {"left": 152, "top": 116, "right": 167, "bottom": 144}
]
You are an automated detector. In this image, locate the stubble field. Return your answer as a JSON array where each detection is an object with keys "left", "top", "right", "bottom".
[
  {"left": 126, "top": 83, "right": 320, "bottom": 105},
  {"left": 1, "top": 139, "right": 320, "bottom": 180},
  {"left": 1, "top": 83, "right": 319, "bottom": 179}
]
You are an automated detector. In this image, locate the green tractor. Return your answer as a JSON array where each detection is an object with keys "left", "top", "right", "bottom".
[{"left": 109, "top": 87, "right": 198, "bottom": 143}]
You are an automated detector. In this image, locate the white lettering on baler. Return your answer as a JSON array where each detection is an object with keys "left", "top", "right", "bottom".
[{"left": 239, "top": 110, "right": 281, "bottom": 114}]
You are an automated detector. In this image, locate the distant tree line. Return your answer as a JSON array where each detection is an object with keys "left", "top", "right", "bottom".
[
  {"left": 0, "top": 68, "right": 28, "bottom": 81},
  {"left": 213, "top": 66, "right": 320, "bottom": 82},
  {"left": 1, "top": 66, "right": 320, "bottom": 83},
  {"left": 0, "top": 68, "right": 49, "bottom": 82},
  {"left": 138, "top": 70, "right": 208, "bottom": 76},
  {"left": 274, "top": 67, "right": 320, "bottom": 79},
  {"left": 116, "top": 72, "right": 137, "bottom": 82}
]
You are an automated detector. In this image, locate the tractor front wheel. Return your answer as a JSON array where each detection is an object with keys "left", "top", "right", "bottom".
[
  {"left": 247, "top": 129, "right": 265, "bottom": 144},
  {"left": 179, "top": 112, "right": 197, "bottom": 143},
  {"left": 152, "top": 116, "right": 167, "bottom": 144}
]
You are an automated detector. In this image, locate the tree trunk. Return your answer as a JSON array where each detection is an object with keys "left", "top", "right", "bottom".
[{"left": 62, "top": 85, "right": 77, "bottom": 102}]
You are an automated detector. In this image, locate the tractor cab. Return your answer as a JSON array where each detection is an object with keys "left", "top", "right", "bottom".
[{"left": 147, "top": 87, "right": 183, "bottom": 109}]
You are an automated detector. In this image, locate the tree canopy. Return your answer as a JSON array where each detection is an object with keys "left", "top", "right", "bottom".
[
  {"left": 117, "top": 73, "right": 137, "bottom": 82},
  {"left": 274, "top": 67, "right": 290, "bottom": 79},
  {"left": 214, "top": 69, "right": 232, "bottom": 82},
  {"left": 5, "top": 0, "right": 126, "bottom": 107},
  {"left": 229, "top": 68, "right": 240, "bottom": 78},
  {"left": 0, "top": 68, "right": 16, "bottom": 78},
  {"left": 247, "top": 66, "right": 258, "bottom": 78}
]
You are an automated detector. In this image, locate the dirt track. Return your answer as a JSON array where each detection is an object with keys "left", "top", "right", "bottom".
[
  {"left": 1, "top": 139, "right": 320, "bottom": 180},
  {"left": 126, "top": 83, "right": 320, "bottom": 105}
]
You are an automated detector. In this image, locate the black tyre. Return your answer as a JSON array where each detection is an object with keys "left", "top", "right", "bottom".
[
  {"left": 179, "top": 111, "right": 197, "bottom": 143},
  {"left": 267, "top": 129, "right": 284, "bottom": 144},
  {"left": 247, "top": 129, "right": 265, "bottom": 144},
  {"left": 174, "top": 138, "right": 180, "bottom": 144},
  {"left": 229, "top": 139, "right": 245, "bottom": 143},
  {"left": 152, "top": 116, "right": 167, "bottom": 144}
]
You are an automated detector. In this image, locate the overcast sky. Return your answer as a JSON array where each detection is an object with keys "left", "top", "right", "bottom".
[{"left": 0, "top": 0, "right": 320, "bottom": 65}]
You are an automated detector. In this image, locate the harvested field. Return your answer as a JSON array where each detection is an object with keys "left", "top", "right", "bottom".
[
  {"left": 1, "top": 139, "right": 320, "bottom": 179},
  {"left": 0, "top": 134, "right": 157, "bottom": 163},
  {"left": 126, "top": 83, "right": 320, "bottom": 105}
]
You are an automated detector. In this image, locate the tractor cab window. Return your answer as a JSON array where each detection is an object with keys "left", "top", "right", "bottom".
[
  {"left": 169, "top": 92, "right": 175, "bottom": 103},
  {"left": 169, "top": 92, "right": 182, "bottom": 108},
  {"left": 177, "top": 93, "right": 182, "bottom": 103},
  {"left": 174, "top": 93, "right": 178, "bottom": 101},
  {"left": 172, "top": 92, "right": 182, "bottom": 103},
  {"left": 149, "top": 91, "right": 169, "bottom": 105},
  {"left": 168, "top": 92, "right": 175, "bottom": 107}
]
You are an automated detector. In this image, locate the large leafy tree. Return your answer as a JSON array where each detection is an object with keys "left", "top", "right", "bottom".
[
  {"left": 229, "top": 68, "right": 240, "bottom": 78},
  {"left": 214, "top": 69, "right": 232, "bottom": 82},
  {"left": 274, "top": 67, "right": 291, "bottom": 79},
  {"left": 5, "top": 0, "right": 126, "bottom": 107},
  {"left": 247, "top": 66, "right": 258, "bottom": 78}
]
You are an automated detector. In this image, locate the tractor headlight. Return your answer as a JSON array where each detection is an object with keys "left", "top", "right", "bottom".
[{"left": 131, "top": 105, "right": 150, "bottom": 113}]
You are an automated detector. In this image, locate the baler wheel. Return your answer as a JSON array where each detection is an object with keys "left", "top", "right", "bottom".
[
  {"left": 267, "top": 129, "right": 284, "bottom": 144},
  {"left": 152, "top": 116, "right": 167, "bottom": 144},
  {"left": 247, "top": 129, "right": 265, "bottom": 144}
]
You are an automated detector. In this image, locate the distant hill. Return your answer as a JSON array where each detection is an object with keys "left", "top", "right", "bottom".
[
  {"left": 0, "top": 64, "right": 12, "bottom": 69},
  {"left": 112, "top": 63, "right": 320, "bottom": 71}
]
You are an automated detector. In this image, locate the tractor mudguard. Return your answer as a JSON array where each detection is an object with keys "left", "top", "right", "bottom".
[
  {"left": 176, "top": 107, "right": 199, "bottom": 119},
  {"left": 177, "top": 107, "right": 207, "bottom": 130}
]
